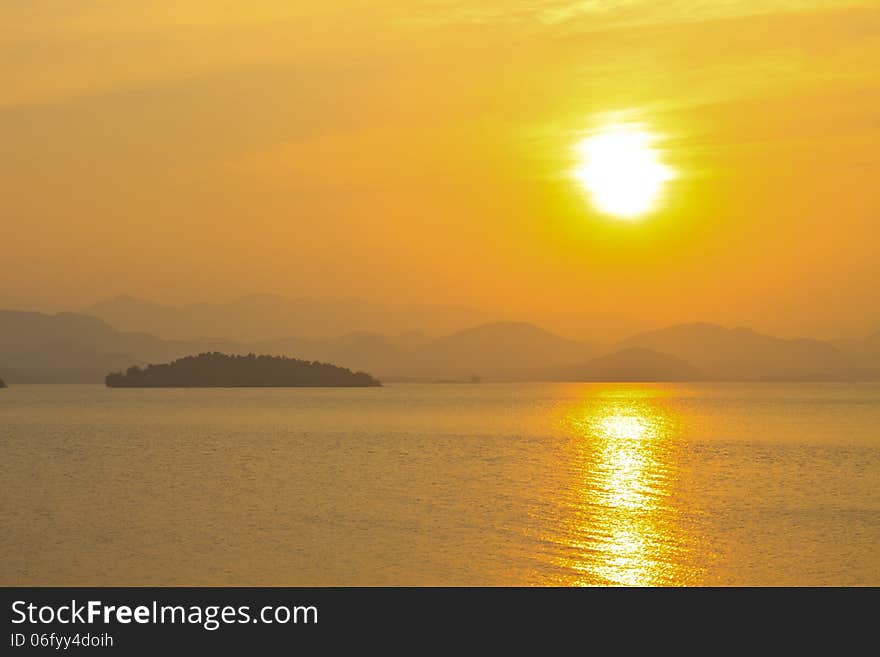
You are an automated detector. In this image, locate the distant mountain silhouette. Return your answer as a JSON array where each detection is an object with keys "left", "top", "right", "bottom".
[
  {"left": 833, "top": 329, "right": 880, "bottom": 372},
  {"left": 619, "top": 322, "right": 860, "bottom": 380},
  {"left": 553, "top": 347, "right": 704, "bottom": 382},
  {"left": 254, "top": 331, "right": 412, "bottom": 377},
  {"left": 3, "top": 308, "right": 879, "bottom": 382},
  {"left": 403, "top": 322, "right": 594, "bottom": 380},
  {"left": 253, "top": 322, "right": 594, "bottom": 380},
  {"left": 0, "top": 310, "right": 245, "bottom": 383},
  {"left": 86, "top": 295, "right": 490, "bottom": 341},
  {"left": 3, "top": 311, "right": 588, "bottom": 382},
  {"left": 106, "top": 352, "right": 381, "bottom": 387}
]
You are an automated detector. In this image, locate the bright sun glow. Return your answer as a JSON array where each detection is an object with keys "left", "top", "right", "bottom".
[{"left": 573, "top": 124, "right": 675, "bottom": 219}]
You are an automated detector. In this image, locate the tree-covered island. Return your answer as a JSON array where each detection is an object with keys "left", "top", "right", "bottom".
[{"left": 105, "top": 352, "right": 381, "bottom": 387}]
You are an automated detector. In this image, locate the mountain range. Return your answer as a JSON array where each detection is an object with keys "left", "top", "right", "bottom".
[
  {"left": 0, "top": 310, "right": 242, "bottom": 383},
  {"left": 619, "top": 323, "right": 868, "bottom": 381},
  {"left": 85, "top": 295, "right": 491, "bottom": 341},
  {"left": 0, "top": 298, "right": 879, "bottom": 383}
]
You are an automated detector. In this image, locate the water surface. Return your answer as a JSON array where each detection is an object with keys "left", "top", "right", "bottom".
[{"left": 1, "top": 383, "right": 878, "bottom": 585}]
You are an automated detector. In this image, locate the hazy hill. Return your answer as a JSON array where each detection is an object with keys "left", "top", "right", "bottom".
[
  {"left": 0, "top": 341, "right": 135, "bottom": 384},
  {"left": 0, "top": 311, "right": 118, "bottom": 349},
  {"left": 0, "top": 310, "right": 245, "bottom": 383},
  {"left": 0, "top": 311, "right": 590, "bottom": 382},
  {"left": 256, "top": 322, "right": 593, "bottom": 380},
  {"left": 553, "top": 347, "right": 704, "bottom": 382},
  {"left": 106, "top": 352, "right": 381, "bottom": 388},
  {"left": 619, "top": 322, "right": 854, "bottom": 380},
  {"left": 3, "top": 308, "right": 878, "bottom": 382},
  {"left": 255, "top": 331, "right": 411, "bottom": 377},
  {"left": 833, "top": 329, "right": 880, "bottom": 371},
  {"left": 86, "top": 294, "right": 489, "bottom": 341},
  {"left": 403, "top": 322, "right": 594, "bottom": 380}
]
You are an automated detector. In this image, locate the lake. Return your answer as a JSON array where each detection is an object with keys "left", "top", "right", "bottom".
[{"left": 1, "top": 383, "right": 878, "bottom": 586}]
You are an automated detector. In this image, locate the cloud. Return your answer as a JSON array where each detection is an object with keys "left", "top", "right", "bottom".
[
  {"left": 3, "top": 0, "right": 876, "bottom": 109},
  {"left": 411, "top": 0, "right": 874, "bottom": 27}
]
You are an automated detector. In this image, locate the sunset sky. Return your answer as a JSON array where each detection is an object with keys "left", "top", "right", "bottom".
[{"left": 2, "top": 1, "right": 879, "bottom": 340}]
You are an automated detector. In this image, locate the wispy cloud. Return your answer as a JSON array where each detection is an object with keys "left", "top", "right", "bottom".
[{"left": 410, "top": 0, "right": 874, "bottom": 28}]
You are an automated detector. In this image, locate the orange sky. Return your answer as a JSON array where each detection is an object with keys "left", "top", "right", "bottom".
[{"left": 2, "top": 1, "right": 879, "bottom": 340}]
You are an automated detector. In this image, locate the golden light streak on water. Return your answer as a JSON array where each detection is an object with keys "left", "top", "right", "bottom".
[{"left": 555, "top": 387, "right": 691, "bottom": 586}]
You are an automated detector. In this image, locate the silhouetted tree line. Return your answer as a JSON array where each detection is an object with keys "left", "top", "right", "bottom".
[{"left": 105, "top": 352, "right": 382, "bottom": 388}]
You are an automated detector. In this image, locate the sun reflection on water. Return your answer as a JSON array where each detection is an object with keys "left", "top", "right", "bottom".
[{"left": 554, "top": 386, "right": 686, "bottom": 586}]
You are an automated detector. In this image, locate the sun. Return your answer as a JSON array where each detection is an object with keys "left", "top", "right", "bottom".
[{"left": 573, "top": 124, "right": 675, "bottom": 219}]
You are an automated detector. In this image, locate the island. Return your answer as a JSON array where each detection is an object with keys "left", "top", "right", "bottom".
[{"left": 105, "top": 352, "right": 382, "bottom": 388}]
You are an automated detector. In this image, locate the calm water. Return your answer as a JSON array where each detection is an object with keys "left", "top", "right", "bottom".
[{"left": 1, "top": 383, "right": 879, "bottom": 586}]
